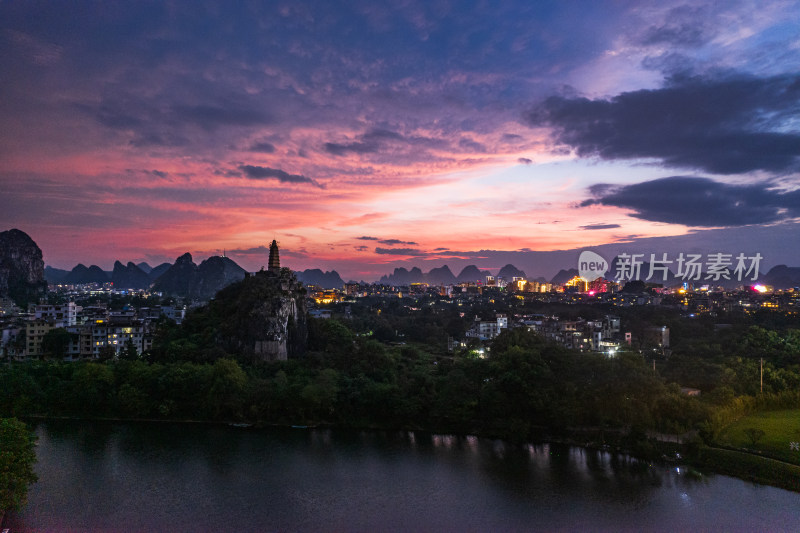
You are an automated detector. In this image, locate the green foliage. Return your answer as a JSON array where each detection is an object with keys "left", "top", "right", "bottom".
[
  {"left": 41, "top": 328, "right": 75, "bottom": 359},
  {"left": 0, "top": 418, "right": 38, "bottom": 511},
  {"left": 743, "top": 427, "right": 766, "bottom": 446},
  {"left": 2, "top": 307, "right": 800, "bottom": 475},
  {"left": 717, "top": 408, "right": 800, "bottom": 463}
]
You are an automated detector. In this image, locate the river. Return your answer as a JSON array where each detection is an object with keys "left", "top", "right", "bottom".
[{"left": 5, "top": 420, "right": 799, "bottom": 532}]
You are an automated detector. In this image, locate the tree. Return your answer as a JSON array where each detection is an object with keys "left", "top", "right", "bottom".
[
  {"left": 208, "top": 358, "right": 248, "bottom": 420},
  {"left": 743, "top": 427, "right": 766, "bottom": 447},
  {"left": 41, "top": 328, "right": 75, "bottom": 359},
  {"left": 121, "top": 338, "right": 139, "bottom": 361},
  {"left": 0, "top": 418, "right": 38, "bottom": 512}
]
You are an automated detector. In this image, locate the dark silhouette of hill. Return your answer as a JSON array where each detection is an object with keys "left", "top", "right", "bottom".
[
  {"left": 194, "top": 256, "right": 247, "bottom": 299},
  {"left": 427, "top": 265, "right": 457, "bottom": 285},
  {"left": 112, "top": 261, "right": 150, "bottom": 289},
  {"left": 62, "top": 264, "right": 110, "bottom": 284},
  {"left": 148, "top": 262, "right": 172, "bottom": 282},
  {"left": 379, "top": 267, "right": 425, "bottom": 285},
  {"left": 152, "top": 253, "right": 246, "bottom": 299},
  {"left": 44, "top": 266, "right": 69, "bottom": 283},
  {"left": 295, "top": 269, "right": 345, "bottom": 289},
  {"left": 497, "top": 264, "right": 526, "bottom": 280},
  {"left": 456, "top": 265, "right": 491, "bottom": 283},
  {"left": 152, "top": 253, "right": 199, "bottom": 296},
  {"left": 763, "top": 265, "right": 800, "bottom": 288},
  {"left": 550, "top": 268, "right": 579, "bottom": 285}
]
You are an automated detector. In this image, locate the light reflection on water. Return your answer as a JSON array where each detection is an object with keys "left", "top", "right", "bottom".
[{"left": 6, "top": 420, "right": 800, "bottom": 532}]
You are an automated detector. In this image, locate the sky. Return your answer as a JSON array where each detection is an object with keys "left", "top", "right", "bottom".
[{"left": 2, "top": 0, "right": 799, "bottom": 281}]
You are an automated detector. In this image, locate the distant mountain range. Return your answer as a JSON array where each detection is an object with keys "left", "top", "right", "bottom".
[
  {"left": 43, "top": 254, "right": 800, "bottom": 294},
  {"left": 45, "top": 262, "right": 172, "bottom": 287}
]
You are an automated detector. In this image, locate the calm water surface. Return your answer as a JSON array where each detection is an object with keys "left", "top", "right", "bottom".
[{"left": 6, "top": 421, "right": 800, "bottom": 532}]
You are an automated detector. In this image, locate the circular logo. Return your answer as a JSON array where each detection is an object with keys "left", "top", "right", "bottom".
[{"left": 578, "top": 251, "right": 608, "bottom": 281}]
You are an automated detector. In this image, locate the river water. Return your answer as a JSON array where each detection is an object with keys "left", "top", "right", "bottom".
[{"left": 6, "top": 421, "right": 799, "bottom": 532}]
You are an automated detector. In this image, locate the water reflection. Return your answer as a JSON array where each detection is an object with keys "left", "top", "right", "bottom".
[{"left": 8, "top": 422, "right": 800, "bottom": 532}]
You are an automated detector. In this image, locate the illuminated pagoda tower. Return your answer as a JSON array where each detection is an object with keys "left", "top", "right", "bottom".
[{"left": 268, "top": 239, "right": 280, "bottom": 272}]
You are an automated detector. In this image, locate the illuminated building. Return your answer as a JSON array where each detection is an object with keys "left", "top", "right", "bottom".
[
  {"left": 564, "top": 275, "right": 588, "bottom": 292},
  {"left": 312, "top": 290, "right": 342, "bottom": 305}
]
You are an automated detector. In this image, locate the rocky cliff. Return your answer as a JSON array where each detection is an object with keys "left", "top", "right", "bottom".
[
  {"left": 204, "top": 268, "right": 307, "bottom": 361},
  {"left": 0, "top": 229, "right": 47, "bottom": 306}
]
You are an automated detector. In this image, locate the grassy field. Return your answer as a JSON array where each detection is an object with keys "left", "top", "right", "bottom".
[
  {"left": 695, "top": 447, "right": 800, "bottom": 492},
  {"left": 718, "top": 409, "right": 800, "bottom": 464}
]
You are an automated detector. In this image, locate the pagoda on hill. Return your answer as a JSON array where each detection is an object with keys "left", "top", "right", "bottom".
[{"left": 268, "top": 239, "right": 280, "bottom": 272}]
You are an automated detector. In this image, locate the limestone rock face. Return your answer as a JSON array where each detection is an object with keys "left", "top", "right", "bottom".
[
  {"left": 211, "top": 268, "right": 308, "bottom": 361},
  {"left": 0, "top": 228, "right": 46, "bottom": 305}
]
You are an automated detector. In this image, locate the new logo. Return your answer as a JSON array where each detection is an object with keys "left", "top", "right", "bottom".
[{"left": 578, "top": 251, "right": 608, "bottom": 281}]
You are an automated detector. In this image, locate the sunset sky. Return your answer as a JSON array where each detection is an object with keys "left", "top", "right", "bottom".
[{"left": 2, "top": 1, "right": 799, "bottom": 280}]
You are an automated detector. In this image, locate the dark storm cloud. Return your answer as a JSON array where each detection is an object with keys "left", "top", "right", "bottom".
[
  {"left": 357, "top": 236, "right": 417, "bottom": 245},
  {"left": 458, "top": 138, "right": 487, "bottom": 153},
  {"left": 228, "top": 245, "right": 270, "bottom": 255},
  {"left": 379, "top": 239, "right": 418, "bottom": 246},
  {"left": 172, "top": 104, "right": 271, "bottom": 130},
  {"left": 638, "top": 5, "right": 712, "bottom": 47},
  {"left": 129, "top": 133, "right": 188, "bottom": 148},
  {"left": 324, "top": 129, "right": 400, "bottom": 155},
  {"left": 324, "top": 141, "right": 380, "bottom": 156},
  {"left": 248, "top": 142, "right": 276, "bottom": 153},
  {"left": 325, "top": 128, "right": 448, "bottom": 156},
  {"left": 527, "top": 73, "right": 800, "bottom": 174},
  {"left": 238, "top": 165, "right": 324, "bottom": 188},
  {"left": 580, "top": 176, "right": 800, "bottom": 227},
  {"left": 375, "top": 247, "right": 426, "bottom": 255},
  {"left": 362, "top": 129, "right": 405, "bottom": 142},
  {"left": 88, "top": 105, "right": 144, "bottom": 130},
  {"left": 579, "top": 223, "right": 621, "bottom": 230}
]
